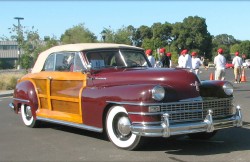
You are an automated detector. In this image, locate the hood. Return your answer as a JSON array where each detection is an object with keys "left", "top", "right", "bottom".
[{"left": 90, "top": 67, "right": 201, "bottom": 100}]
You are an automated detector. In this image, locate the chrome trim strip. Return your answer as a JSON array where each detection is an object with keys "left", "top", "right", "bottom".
[
  {"left": 13, "top": 98, "right": 30, "bottom": 103},
  {"left": 107, "top": 97, "right": 233, "bottom": 106},
  {"left": 36, "top": 117, "right": 103, "bottom": 133},
  {"left": 94, "top": 77, "right": 107, "bottom": 80},
  {"left": 179, "top": 96, "right": 202, "bottom": 102},
  {"left": 132, "top": 121, "right": 161, "bottom": 125},
  {"left": 128, "top": 112, "right": 162, "bottom": 115}
]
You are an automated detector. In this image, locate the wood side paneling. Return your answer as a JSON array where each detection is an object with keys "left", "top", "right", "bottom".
[
  {"left": 51, "top": 100, "right": 79, "bottom": 114},
  {"left": 51, "top": 80, "right": 82, "bottom": 98},
  {"left": 40, "top": 98, "right": 49, "bottom": 109},
  {"left": 33, "top": 79, "right": 47, "bottom": 95}
]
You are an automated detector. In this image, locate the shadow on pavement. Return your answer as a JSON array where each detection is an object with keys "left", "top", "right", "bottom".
[{"left": 37, "top": 120, "right": 250, "bottom": 154}]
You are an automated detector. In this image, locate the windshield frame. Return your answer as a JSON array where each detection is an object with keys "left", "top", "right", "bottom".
[{"left": 83, "top": 48, "right": 151, "bottom": 69}]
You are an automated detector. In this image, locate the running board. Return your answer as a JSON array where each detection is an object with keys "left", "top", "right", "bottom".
[{"left": 36, "top": 117, "right": 103, "bottom": 133}]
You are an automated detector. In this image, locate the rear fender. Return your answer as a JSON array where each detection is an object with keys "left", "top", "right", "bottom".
[{"left": 13, "top": 80, "right": 38, "bottom": 118}]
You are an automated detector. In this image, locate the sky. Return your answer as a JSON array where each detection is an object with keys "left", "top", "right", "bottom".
[{"left": 1, "top": 1, "right": 250, "bottom": 41}]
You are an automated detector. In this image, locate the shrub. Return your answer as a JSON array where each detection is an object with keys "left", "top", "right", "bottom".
[{"left": 0, "top": 72, "right": 25, "bottom": 90}]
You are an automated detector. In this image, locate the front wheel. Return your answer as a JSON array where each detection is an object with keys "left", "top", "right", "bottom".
[
  {"left": 106, "top": 106, "right": 142, "bottom": 150},
  {"left": 21, "top": 104, "right": 39, "bottom": 128}
]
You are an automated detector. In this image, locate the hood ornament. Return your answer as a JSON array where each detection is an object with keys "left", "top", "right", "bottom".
[{"left": 190, "top": 81, "right": 200, "bottom": 91}]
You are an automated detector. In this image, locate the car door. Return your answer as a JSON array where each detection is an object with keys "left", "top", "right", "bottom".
[{"left": 34, "top": 52, "right": 86, "bottom": 124}]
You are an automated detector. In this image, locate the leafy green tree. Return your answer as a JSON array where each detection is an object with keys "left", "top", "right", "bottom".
[
  {"left": 213, "top": 34, "right": 237, "bottom": 46},
  {"left": 8, "top": 24, "right": 61, "bottom": 69},
  {"left": 151, "top": 22, "right": 172, "bottom": 48},
  {"left": 60, "top": 23, "right": 97, "bottom": 44},
  {"left": 113, "top": 26, "right": 133, "bottom": 45},
  {"left": 8, "top": 25, "right": 45, "bottom": 69},
  {"left": 20, "top": 53, "right": 33, "bottom": 69},
  {"left": 230, "top": 44, "right": 240, "bottom": 54},
  {"left": 172, "top": 16, "right": 212, "bottom": 59},
  {"left": 100, "top": 27, "right": 115, "bottom": 43},
  {"left": 239, "top": 41, "right": 250, "bottom": 59},
  {"left": 136, "top": 25, "right": 152, "bottom": 47}
]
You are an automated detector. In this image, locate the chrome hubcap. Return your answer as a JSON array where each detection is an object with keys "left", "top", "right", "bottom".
[
  {"left": 26, "top": 106, "right": 32, "bottom": 118},
  {"left": 117, "top": 116, "right": 131, "bottom": 136}
]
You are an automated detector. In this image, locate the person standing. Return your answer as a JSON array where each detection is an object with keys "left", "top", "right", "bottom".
[
  {"left": 159, "top": 48, "right": 170, "bottom": 68},
  {"left": 166, "top": 52, "right": 172, "bottom": 68},
  {"left": 178, "top": 49, "right": 192, "bottom": 68},
  {"left": 191, "top": 51, "right": 203, "bottom": 75},
  {"left": 145, "top": 49, "right": 156, "bottom": 67},
  {"left": 232, "top": 51, "right": 243, "bottom": 83},
  {"left": 214, "top": 48, "right": 226, "bottom": 80}
]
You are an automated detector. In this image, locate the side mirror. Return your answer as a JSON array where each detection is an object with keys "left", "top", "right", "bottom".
[
  {"left": 81, "top": 63, "right": 92, "bottom": 74},
  {"left": 87, "top": 63, "right": 92, "bottom": 71}
]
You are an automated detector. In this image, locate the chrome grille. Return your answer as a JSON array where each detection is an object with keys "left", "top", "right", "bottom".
[{"left": 161, "top": 98, "right": 233, "bottom": 123}]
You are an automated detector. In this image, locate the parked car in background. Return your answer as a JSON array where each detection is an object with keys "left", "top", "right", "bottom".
[
  {"left": 9, "top": 43, "right": 243, "bottom": 150},
  {"left": 226, "top": 61, "right": 234, "bottom": 69},
  {"left": 243, "top": 59, "right": 250, "bottom": 68}
]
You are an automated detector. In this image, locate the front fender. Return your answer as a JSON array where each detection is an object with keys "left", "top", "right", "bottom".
[
  {"left": 200, "top": 80, "right": 233, "bottom": 98},
  {"left": 81, "top": 84, "right": 160, "bottom": 128},
  {"left": 13, "top": 80, "right": 38, "bottom": 118}
]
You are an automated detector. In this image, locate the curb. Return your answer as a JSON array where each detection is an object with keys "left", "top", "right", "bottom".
[{"left": 0, "top": 91, "right": 13, "bottom": 98}]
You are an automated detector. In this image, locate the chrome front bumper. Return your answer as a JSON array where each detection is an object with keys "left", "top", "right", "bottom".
[{"left": 131, "top": 106, "right": 242, "bottom": 137}]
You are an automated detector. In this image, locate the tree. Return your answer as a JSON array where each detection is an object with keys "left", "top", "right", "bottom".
[
  {"left": 113, "top": 26, "right": 133, "bottom": 45},
  {"left": 20, "top": 53, "right": 33, "bottom": 69},
  {"left": 151, "top": 22, "right": 172, "bottom": 48},
  {"left": 172, "top": 16, "right": 212, "bottom": 59},
  {"left": 60, "top": 23, "right": 97, "bottom": 44},
  {"left": 230, "top": 44, "right": 240, "bottom": 54},
  {"left": 213, "top": 34, "right": 237, "bottom": 46},
  {"left": 136, "top": 25, "right": 152, "bottom": 47},
  {"left": 100, "top": 27, "right": 115, "bottom": 43},
  {"left": 8, "top": 25, "right": 45, "bottom": 69},
  {"left": 239, "top": 41, "right": 250, "bottom": 59}
]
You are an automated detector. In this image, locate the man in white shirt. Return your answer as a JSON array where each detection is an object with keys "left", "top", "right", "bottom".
[
  {"left": 178, "top": 49, "right": 192, "bottom": 68},
  {"left": 191, "top": 52, "right": 203, "bottom": 75},
  {"left": 145, "top": 49, "right": 156, "bottom": 67},
  {"left": 214, "top": 48, "right": 226, "bottom": 80},
  {"left": 232, "top": 51, "right": 243, "bottom": 83}
]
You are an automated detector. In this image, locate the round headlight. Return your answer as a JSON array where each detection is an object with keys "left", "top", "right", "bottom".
[
  {"left": 152, "top": 85, "right": 165, "bottom": 101},
  {"left": 223, "top": 82, "right": 233, "bottom": 95}
]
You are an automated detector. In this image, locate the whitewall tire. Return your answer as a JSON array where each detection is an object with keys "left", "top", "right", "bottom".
[
  {"left": 106, "top": 106, "right": 142, "bottom": 150},
  {"left": 21, "top": 104, "right": 38, "bottom": 128}
]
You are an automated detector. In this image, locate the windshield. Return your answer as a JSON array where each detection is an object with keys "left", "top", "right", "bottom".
[{"left": 85, "top": 49, "right": 150, "bottom": 69}]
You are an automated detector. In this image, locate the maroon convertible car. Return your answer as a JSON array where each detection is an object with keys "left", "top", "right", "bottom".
[{"left": 9, "top": 43, "right": 242, "bottom": 150}]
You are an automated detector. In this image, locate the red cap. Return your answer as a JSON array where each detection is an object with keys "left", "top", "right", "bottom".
[
  {"left": 145, "top": 49, "right": 152, "bottom": 55},
  {"left": 235, "top": 51, "right": 239, "bottom": 56},
  {"left": 217, "top": 48, "right": 224, "bottom": 54},
  {"left": 191, "top": 52, "right": 197, "bottom": 56},
  {"left": 166, "top": 52, "right": 171, "bottom": 56},
  {"left": 159, "top": 48, "right": 166, "bottom": 53},
  {"left": 181, "top": 49, "right": 188, "bottom": 55}
]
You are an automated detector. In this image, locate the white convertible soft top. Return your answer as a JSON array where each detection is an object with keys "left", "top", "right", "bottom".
[{"left": 31, "top": 43, "right": 142, "bottom": 73}]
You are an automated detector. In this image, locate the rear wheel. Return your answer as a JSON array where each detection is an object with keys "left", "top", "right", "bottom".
[
  {"left": 106, "top": 106, "right": 142, "bottom": 150},
  {"left": 21, "top": 104, "right": 39, "bottom": 128},
  {"left": 188, "top": 131, "right": 217, "bottom": 140}
]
